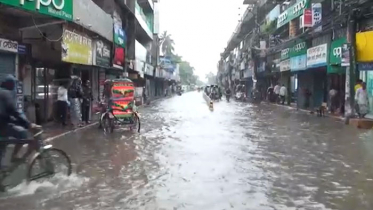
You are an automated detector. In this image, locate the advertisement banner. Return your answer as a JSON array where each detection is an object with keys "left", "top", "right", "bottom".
[
  {"left": 160, "top": 57, "right": 176, "bottom": 72},
  {"left": 307, "top": 43, "right": 328, "bottom": 68},
  {"left": 290, "top": 54, "right": 307, "bottom": 71},
  {"left": 61, "top": 27, "right": 93, "bottom": 65},
  {"left": 329, "top": 38, "right": 346, "bottom": 65},
  {"left": 341, "top": 43, "right": 350, "bottom": 67},
  {"left": 290, "top": 41, "right": 307, "bottom": 57},
  {"left": 302, "top": 9, "right": 313, "bottom": 27},
  {"left": 356, "top": 31, "right": 373, "bottom": 62},
  {"left": 93, "top": 40, "right": 111, "bottom": 68},
  {"left": 0, "top": 0, "right": 73, "bottom": 21},
  {"left": 277, "top": 0, "right": 310, "bottom": 28},
  {"left": 312, "top": 3, "right": 322, "bottom": 32},
  {"left": 280, "top": 59, "right": 291, "bottom": 72},
  {"left": 114, "top": 24, "right": 126, "bottom": 48},
  {"left": 113, "top": 46, "right": 124, "bottom": 69},
  {"left": 281, "top": 48, "right": 290, "bottom": 60}
]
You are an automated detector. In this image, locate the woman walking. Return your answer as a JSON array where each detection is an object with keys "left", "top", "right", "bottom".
[
  {"left": 57, "top": 82, "right": 69, "bottom": 126},
  {"left": 355, "top": 82, "right": 369, "bottom": 118}
]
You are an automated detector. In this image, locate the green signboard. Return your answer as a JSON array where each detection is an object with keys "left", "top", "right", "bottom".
[
  {"left": 281, "top": 48, "right": 290, "bottom": 60},
  {"left": 277, "top": 0, "right": 310, "bottom": 28},
  {"left": 290, "top": 41, "right": 307, "bottom": 57},
  {"left": 329, "top": 38, "right": 346, "bottom": 65},
  {"left": 0, "top": 0, "right": 73, "bottom": 21}
]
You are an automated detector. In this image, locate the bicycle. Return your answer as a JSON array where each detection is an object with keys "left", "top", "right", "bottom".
[{"left": 0, "top": 127, "right": 72, "bottom": 192}]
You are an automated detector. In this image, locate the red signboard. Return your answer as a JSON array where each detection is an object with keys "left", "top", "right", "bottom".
[
  {"left": 303, "top": 9, "right": 313, "bottom": 27},
  {"left": 113, "top": 46, "right": 125, "bottom": 69}
]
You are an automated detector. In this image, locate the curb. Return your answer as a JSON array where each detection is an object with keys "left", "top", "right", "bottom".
[
  {"left": 268, "top": 102, "right": 344, "bottom": 121},
  {"left": 45, "top": 122, "right": 98, "bottom": 143}
]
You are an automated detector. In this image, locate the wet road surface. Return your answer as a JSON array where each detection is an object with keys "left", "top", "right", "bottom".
[{"left": 1, "top": 91, "right": 373, "bottom": 210}]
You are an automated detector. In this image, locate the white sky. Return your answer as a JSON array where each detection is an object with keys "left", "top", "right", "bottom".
[{"left": 159, "top": 0, "right": 247, "bottom": 81}]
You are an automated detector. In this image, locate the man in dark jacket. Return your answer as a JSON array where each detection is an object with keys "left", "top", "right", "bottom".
[{"left": 0, "top": 75, "right": 37, "bottom": 166}]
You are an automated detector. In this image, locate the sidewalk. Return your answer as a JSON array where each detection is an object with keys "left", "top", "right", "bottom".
[
  {"left": 269, "top": 102, "right": 373, "bottom": 129},
  {"left": 268, "top": 102, "right": 344, "bottom": 121},
  {"left": 42, "top": 95, "right": 169, "bottom": 142}
]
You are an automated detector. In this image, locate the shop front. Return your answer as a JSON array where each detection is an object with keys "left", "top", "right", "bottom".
[
  {"left": 327, "top": 38, "right": 346, "bottom": 115},
  {"left": 0, "top": 38, "right": 18, "bottom": 81},
  {"left": 291, "top": 54, "right": 307, "bottom": 108},
  {"left": 93, "top": 39, "right": 112, "bottom": 101},
  {"left": 290, "top": 40, "right": 307, "bottom": 106},
  {"left": 306, "top": 43, "right": 328, "bottom": 108},
  {"left": 356, "top": 31, "right": 373, "bottom": 118},
  {"left": 279, "top": 58, "right": 291, "bottom": 105}
]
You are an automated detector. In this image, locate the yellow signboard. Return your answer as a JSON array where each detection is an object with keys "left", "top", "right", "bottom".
[
  {"left": 61, "top": 27, "right": 93, "bottom": 65},
  {"left": 356, "top": 31, "right": 373, "bottom": 62}
]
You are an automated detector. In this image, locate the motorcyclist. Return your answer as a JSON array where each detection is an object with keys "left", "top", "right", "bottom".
[{"left": 0, "top": 75, "right": 39, "bottom": 168}]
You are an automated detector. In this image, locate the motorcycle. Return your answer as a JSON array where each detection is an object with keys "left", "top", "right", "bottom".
[{"left": 235, "top": 91, "right": 247, "bottom": 102}]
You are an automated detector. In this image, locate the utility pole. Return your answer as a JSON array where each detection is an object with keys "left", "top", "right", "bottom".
[{"left": 345, "top": 2, "right": 358, "bottom": 124}]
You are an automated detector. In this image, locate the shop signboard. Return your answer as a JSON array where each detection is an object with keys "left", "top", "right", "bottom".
[
  {"left": 61, "top": 27, "right": 93, "bottom": 65},
  {"left": 114, "top": 23, "right": 126, "bottom": 48},
  {"left": 306, "top": 43, "right": 328, "bottom": 68},
  {"left": 17, "top": 44, "right": 27, "bottom": 54},
  {"left": 145, "top": 63, "right": 154, "bottom": 76},
  {"left": 300, "top": 9, "right": 312, "bottom": 28},
  {"left": 358, "top": 62, "right": 373, "bottom": 71},
  {"left": 290, "top": 41, "right": 307, "bottom": 57},
  {"left": 341, "top": 43, "right": 350, "bottom": 67},
  {"left": 0, "top": 0, "right": 73, "bottom": 21},
  {"left": 113, "top": 46, "right": 125, "bottom": 69},
  {"left": 277, "top": 0, "right": 310, "bottom": 28},
  {"left": 312, "top": 3, "right": 322, "bottom": 32},
  {"left": 290, "top": 54, "right": 307, "bottom": 71},
  {"left": 280, "top": 59, "right": 291, "bottom": 72},
  {"left": 0, "top": 38, "right": 18, "bottom": 53},
  {"left": 329, "top": 38, "right": 346, "bottom": 65},
  {"left": 160, "top": 57, "right": 175, "bottom": 72},
  {"left": 93, "top": 40, "right": 111, "bottom": 68},
  {"left": 281, "top": 48, "right": 290, "bottom": 60}
]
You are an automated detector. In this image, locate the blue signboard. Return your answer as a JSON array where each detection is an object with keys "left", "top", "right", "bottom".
[
  {"left": 159, "top": 57, "right": 176, "bottom": 72},
  {"left": 18, "top": 44, "right": 26, "bottom": 54},
  {"left": 358, "top": 62, "right": 373, "bottom": 71},
  {"left": 290, "top": 54, "right": 307, "bottom": 72}
]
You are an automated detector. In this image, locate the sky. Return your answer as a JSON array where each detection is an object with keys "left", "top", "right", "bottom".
[{"left": 159, "top": 0, "right": 248, "bottom": 81}]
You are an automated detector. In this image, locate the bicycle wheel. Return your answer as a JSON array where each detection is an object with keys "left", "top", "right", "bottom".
[{"left": 27, "top": 148, "right": 72, "bottom": 182}]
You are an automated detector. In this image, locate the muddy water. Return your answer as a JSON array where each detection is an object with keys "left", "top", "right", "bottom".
[{"left": 1, "top": 92, "right": 373, "bottom": 210}]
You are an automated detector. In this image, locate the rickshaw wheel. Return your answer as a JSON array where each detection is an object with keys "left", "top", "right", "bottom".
[
  {"left": 102, "top": 113, "right": 114, "bottom": 134},
  {"left": 131, "top": 113, "right": 141, "bottom": 133}
]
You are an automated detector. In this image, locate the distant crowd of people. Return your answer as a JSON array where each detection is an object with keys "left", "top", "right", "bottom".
[{"left": 266, "top": 83, "right": 287, "bottom": 105}]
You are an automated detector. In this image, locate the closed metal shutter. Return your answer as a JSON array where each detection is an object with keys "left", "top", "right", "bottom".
[{"left": 0, "top": 52, "right": 16, "bottom": 83}]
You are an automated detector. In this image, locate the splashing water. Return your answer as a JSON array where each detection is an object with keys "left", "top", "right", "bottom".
[{"left": 1, "top": 173, "right": 89, "bottom": 198}]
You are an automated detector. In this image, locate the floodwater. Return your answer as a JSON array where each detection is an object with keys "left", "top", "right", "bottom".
[{"left": 1, "top": 91, "right": 373, "bottom": 210}]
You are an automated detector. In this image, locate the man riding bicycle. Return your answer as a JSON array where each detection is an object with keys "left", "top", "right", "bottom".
[{"left": 0, "top": 75, "right": 39, "bottom": 169}]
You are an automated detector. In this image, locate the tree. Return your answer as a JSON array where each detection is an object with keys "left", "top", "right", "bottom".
[
  {"left": 205, "top": 72, "right": 216, "bottom": 85},
  {"left": 160, "top": 31, "right": 175, "bottom": 56},
  {"left": 159, "top": 31, "right": 200, "bottom": 86}
]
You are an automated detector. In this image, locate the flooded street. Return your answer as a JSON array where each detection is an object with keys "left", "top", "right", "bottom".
[{"left": 1, "top": 91, "right": 373, "bottom": 210}]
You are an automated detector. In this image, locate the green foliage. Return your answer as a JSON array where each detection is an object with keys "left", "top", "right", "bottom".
[{"left": 261, "top": 19, "right": 277, "bottom": 35}]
